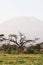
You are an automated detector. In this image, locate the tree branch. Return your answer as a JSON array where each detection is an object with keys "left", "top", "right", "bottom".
[{"left": 9, "top": 39, "right": 20, "bottom": 47}]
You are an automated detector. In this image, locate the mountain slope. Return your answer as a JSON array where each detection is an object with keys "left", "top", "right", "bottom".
[{"left": 0, "top": 16, "right": 43, "bottom": 42}]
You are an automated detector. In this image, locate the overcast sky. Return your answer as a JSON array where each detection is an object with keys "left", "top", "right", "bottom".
[{"left": 0, "top": 0, "right": 43, "bottom": 23}]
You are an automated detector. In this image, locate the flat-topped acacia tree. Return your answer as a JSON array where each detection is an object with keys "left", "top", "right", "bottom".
[{"left": 8, "top": 32, "right": 39, "bottom": 51}]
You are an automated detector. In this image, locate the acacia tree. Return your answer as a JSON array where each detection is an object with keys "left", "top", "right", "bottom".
[
  {"left": 0, "top": 34, "right": 7, "bottom": 44},
  {"left": 8, "top": 33, "right": 39, "bottom": 51},
  {"left": 0, "top": 34, "right": 5, "bottom": 41}
]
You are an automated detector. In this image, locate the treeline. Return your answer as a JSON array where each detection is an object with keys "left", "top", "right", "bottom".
[
  {"left": 0, "top": 42, "right": 43, "bottom": 54},
  {"left": 0, "top": 33, "right": 43, "bottom": 54}
]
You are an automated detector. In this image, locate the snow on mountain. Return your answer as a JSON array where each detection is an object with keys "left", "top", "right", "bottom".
[{"left": 0, "top": 16, "right": 43, "bottom": 42}]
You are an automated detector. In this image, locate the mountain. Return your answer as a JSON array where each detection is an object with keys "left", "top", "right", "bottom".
[{"left": 0, "top": 16, "right": 43, "bottom": 42}]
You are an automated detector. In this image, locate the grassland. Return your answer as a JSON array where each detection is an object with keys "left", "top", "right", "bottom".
[{"left": 0, "top": 52, "right": 43, "bottom": 65}]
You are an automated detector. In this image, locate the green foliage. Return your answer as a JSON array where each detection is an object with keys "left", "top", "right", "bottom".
[
  {"left": 0, "top": 60, "right": 3, "bottom": 63},
  {"left": 18, "top": 60, "right": 25, "bottom": 64}
]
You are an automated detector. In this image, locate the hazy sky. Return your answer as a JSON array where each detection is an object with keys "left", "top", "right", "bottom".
[
  {"left": 0, "top": 0, "right": 43, "bottom": 23},
  {"left": 0, "top": 0, "right": 43, "bottom": 42}
]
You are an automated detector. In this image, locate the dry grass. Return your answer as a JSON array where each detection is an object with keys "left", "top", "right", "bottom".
[{"left": 0, "top": 53, "right": 43, "bottom": 65}]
